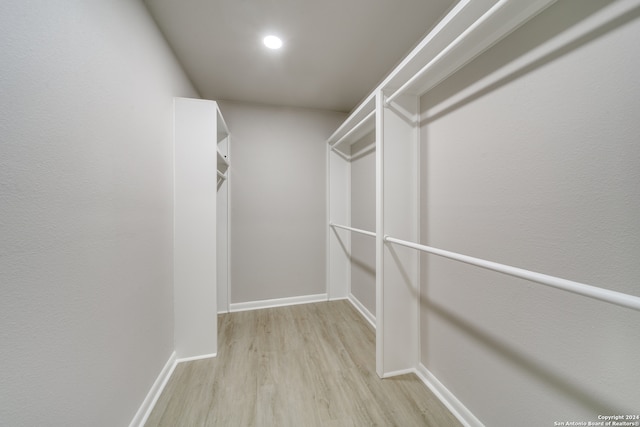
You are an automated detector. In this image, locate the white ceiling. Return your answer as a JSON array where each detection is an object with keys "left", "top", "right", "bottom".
[{"left": 144, "top": 0, "right": 455, "bottom": 113}]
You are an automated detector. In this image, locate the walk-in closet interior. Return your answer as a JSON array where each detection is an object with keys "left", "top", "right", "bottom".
[{"left": 2, "top": 0, "right": 639, "bottom": 426}]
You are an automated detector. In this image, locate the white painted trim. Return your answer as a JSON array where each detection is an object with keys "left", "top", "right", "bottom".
[
  {"left": 415, "top": 364, "right": 484, "bottom": 427},
  {"left": 328, "top": 296, "right": 349, "bottom": 302},
  {"left": 129, "top": 351, "right": 177, "bottom": 427},
  {"left": 229, "top": 293, "right": 328, "bottom": 312},
  {"left": 175, "top": 353, "right": 217, "bottom": 364},
  {"left": 129, "top": 350, "right": 220, "bottom": 427},
  {"left": 347, "top": 294, "right": 376, "bottom": 329},
  {"left": 381, "top": 367, "right": 416, "bottom": 378}
]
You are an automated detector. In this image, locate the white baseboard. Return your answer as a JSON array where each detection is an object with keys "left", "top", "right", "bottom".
[
  {"left": 229, "top": 293, "right": 328, "bottom": 312},
  {"left": 175, "top": 353, "right": 217, "bottom": 364},
  {"left": 415, "top": 364, "right": 484, "bottom": 427},
  {"left": 129, "top": 351, "right": 177, "bottom": 427},
  {"left": 347, "top": 294, "right": 376, "bottom": 329},
  {"left": 381, "top": 367, "right": 416, "bottom": 378},
  {"left": 129, "top": 350, "right": 219, "bottom": 427}
]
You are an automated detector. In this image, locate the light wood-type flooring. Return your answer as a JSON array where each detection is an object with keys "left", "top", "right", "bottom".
[{"left": 146, "top": 300, "right": 462, "bottom": 426}]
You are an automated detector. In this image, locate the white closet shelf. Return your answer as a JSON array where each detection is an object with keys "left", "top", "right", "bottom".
[
  {"left": 331, "top": 110, "right": 375, "bottom": 151},
  {"left": 217, "top": 129, "right": 229, "bottom": 143},
  {"left": 384, "top": 0, "right": 558, "bottom": 104},
  {"left": 327, "top": 96, "right": 375, "bottom": 147},
  {"left": 216, "top": 104, "right": 230, "bottom": 143},
  {"left": 329, "top": 0, "right": 558, "bottom": 137},
  {"left": 217, "top": 149, "right": 229, "bottom": 170}
]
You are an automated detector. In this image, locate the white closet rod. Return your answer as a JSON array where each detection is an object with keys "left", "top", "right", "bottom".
[
  {"left": 330, "top": 222, "right": 376, "bottom": 238},
  {"left": 330, "top": 110, "right": 375, "bottom": 149},
  {"left": 386, "top": 0, "right": 509, "bottom": 105},
  {"left": 384, "top": 236, "right": 640, "bottom": 312}
]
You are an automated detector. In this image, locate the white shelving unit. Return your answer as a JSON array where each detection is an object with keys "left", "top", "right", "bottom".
[
  {"left": 216, "top": 107, "right": 230, "bottom": 181},
  {"left": 328, "top": 5, "right": 640, "bottom": 426},
  {"left": 174, "top": 98, "right": 230, "bottom": 360},
  {"left": 327, "top": 0, "right": 560, "bottom": 379},
  {"left": 217, "top": 151, "right": 229, "bottom": 173},
  {"left": 215, "top": 105, "right": 231, "bottom": 314}
]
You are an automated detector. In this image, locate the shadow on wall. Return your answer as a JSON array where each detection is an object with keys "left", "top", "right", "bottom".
[
  {"left": 332, "top": 227, "right": 350, "bottom": 257},
  {"left": 351, "top": 256, "right": 375, "bottom": 278},
  {"left": 333, "top": 230, "right": 375, "bottom": 277},
  {"left": 410, "top": 0, "right": 640, "bottom": 421},
  {"left": 385, "top": 244, "right": 628, "bottom": 415},
  {"left": 421, "top": 0, "right": 640, "bottom": 124},
  {"left": 419, "top": 293, "right": 628, "bottom": 416}
]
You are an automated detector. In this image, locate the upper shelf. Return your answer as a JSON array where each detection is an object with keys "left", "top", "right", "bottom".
[
  {"left": 326, "top": 95, "right": 375, "bottom": 148},
  {"left": 217, "top": 149, "right": 229, "bottom": 171},
  {"left": 215, "top": 103, "right": 230, "bottom": 143},
  {"left": 327, "top": 0, "right": 558, "bottom": 142},
  {"left": 213, "top": 101, "right": 230, "bottom": 175},
  {"left": 331, "top": 110, "right": 375, "bottom": 151},
  {"left": 382, "top": 0, "right": 558, "bottom": 103}
]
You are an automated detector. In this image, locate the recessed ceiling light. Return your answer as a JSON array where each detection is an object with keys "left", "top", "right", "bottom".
[{"left": 263, "top": 35, "right": 283, "bottom": 50}]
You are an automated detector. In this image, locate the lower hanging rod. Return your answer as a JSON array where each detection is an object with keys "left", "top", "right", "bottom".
[
  {"left": 330, "top": 222, "right": 376, "bottom": 238},
  {"left": 384, "top": 235, "right": 640, "bottom": 312}
]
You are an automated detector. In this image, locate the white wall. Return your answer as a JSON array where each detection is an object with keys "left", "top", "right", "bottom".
[
  {"left": 0, "top": 1, "right": 198, "bottom": 425},
  {"left": 220, "top": 101, "right": 345, "bottom": 304},
  {"left": 350, "top": 132, "right": 376, "bottom": 316},
  {"left": 419, "top": 1, "right": 640, "bottom": 425}
]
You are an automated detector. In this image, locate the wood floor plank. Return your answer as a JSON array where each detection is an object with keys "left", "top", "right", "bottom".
[{"left": 145, "top": 300, "right": 462, "bottom": 427}]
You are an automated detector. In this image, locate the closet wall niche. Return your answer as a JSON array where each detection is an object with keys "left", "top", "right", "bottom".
[
  {"left": 349, "top": 128, "right": 376, "bottom": 320},
  {"left": 327, "top": 101, "right": 376, "bottom": 325}
]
